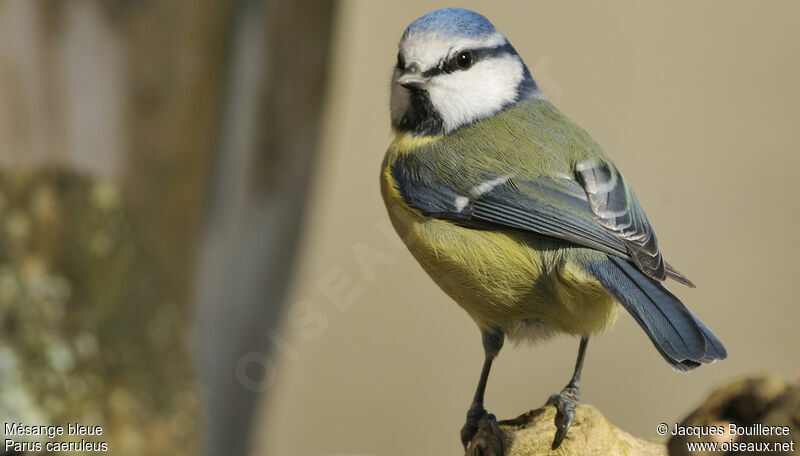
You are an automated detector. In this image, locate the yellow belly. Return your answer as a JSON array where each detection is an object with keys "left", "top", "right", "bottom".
[{"left": 381, "top": 162, "right": 619, "bottom": 340}]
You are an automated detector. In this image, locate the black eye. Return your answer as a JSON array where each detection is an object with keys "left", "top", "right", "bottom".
[
  {"left": 456, "top": 50, "right": 474, "bottom": 69},
  {"left": 397, "top": 52, "right": 405, "bottom": 70}
]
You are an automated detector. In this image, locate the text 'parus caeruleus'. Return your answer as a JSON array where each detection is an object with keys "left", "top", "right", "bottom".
[{"left": 380, "top": 8, "right": 727, "bottom": 453}]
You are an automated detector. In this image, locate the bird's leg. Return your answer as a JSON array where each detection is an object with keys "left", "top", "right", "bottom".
[
  {"left": 547, "top": 336, "right": 589, "bottom": 450},
  {"left": 460, "top": 327, "right": 505, "bottom": 454}
]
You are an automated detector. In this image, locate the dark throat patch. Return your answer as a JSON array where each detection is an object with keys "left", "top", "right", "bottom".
[{"left": 393, "top": 89, "right": 445, "bottom": 136}]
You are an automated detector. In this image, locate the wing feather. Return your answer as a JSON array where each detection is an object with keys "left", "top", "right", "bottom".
[
  {"left": 575, "top": 159, "right": 694, "bottom": 286},
  {"left": 390, "top": 155, "right": 694, "bottom": 287}
]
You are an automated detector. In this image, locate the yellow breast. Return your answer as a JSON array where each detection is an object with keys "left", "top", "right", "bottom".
[{"left": 380, "top": 135, "right": 619, "bottom": 339}]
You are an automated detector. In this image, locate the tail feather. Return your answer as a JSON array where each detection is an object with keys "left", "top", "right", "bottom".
[{"left": 584, "top": 256, "right": 727, "bottom": 371}]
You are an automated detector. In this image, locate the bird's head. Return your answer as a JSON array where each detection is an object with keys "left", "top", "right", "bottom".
[{"left": 391, "top": 8, "right": 540, "bottom": 136}]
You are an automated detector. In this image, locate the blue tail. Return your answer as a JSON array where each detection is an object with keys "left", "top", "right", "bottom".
[{"left": 584, "top": 256, "right": 726, "bottom": 371}]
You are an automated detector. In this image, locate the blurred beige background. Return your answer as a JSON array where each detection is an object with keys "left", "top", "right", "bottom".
[{"left": 257, "top": 1, "right": 800, "bottom": 455}]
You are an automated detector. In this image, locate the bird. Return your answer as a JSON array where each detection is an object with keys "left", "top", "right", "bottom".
[{"left": 380, "top": 7, "right": 727, "bottom": 454}]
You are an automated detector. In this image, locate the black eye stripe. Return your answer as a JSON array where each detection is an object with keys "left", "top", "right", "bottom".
[
  {"left": 422, "top": 67, "right": 443, "bottom": 78},
  {"left": 472, "top": 42, "right": 515, "bottom": 60},
  {"left": 421, "top": 42, "right": 516, "bottom": 76}
]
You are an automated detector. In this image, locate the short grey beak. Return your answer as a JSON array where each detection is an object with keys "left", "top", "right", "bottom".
[{"left": 398, "top": 72, "right": 429, "bottom": 90}]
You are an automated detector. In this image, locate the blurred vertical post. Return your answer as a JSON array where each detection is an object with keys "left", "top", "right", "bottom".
[
  {"left": 0, "top": 0, "right": 335, "bottom": 455},
  {"left": 194, "top": 0, "right": 335, "bottom": 455},
  {"left": 0, "top": 1, "right": 233, "bottom": 455}
]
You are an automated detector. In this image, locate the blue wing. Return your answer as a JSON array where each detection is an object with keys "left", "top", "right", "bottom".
[
  {"left": 389, "top": 154, "right": 725, "bottom": 369},
  {"left": 390, "top": 154, "right": 693, "bottom": 286},
  {"left": 584, "top": 256, "right": 726, "bottom": 370}
]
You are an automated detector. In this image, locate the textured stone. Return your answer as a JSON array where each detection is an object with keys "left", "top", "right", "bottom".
[{"left": 465, "top": 404, "right": 667, "bottom": 456}]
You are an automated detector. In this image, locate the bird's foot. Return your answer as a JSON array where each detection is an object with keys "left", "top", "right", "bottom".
[
  {"left": 546, "top": 384, "right": 581, "bottom": 450},
  {"left": 460, "top": 404, "right": 504, "bottom": 455}
]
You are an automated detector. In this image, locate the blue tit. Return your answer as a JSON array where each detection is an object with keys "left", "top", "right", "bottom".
[{"left": 380, "top": 8, "right": 727, "bottom": 452}]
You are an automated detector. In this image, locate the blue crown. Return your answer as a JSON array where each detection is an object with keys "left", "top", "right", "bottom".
[{"left": 404, "top": 8, "right": 497, "bottom": 39}]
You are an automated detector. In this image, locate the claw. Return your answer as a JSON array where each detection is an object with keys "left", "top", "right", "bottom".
[
  {"left": 461, "top": 405, "right": 504, "bottom": 455},
  {"left": 461, "top": 421, "right": 478, "bottom": 449},
  {"left": 551, "top": 406, "right": 574, "bottom": 450},
  {"left": 547, "top": 386, "right": 580, "bottom": 450},
  {"left": 465, "top": 414, "right": 504, "bottom": 456},
  {"left": 461, "top": 405, "right": 486, "bottom": 449}
]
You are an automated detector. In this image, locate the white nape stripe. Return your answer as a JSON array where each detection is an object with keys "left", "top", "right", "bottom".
[{"left": 401, "top": 31, "right": 506, "bottom": 69}]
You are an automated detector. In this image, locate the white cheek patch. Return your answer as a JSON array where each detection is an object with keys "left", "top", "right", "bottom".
[{"left": 427, "top": 55, "right": 524, "bottom": 132}]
